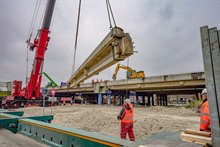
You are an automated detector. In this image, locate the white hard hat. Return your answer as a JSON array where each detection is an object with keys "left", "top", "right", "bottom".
[
  {"left": 201, "top": 88, "right": 207, "bottom": 95},
  {"left": 125, "top": 99, "right": 131, "bottom": 104}
]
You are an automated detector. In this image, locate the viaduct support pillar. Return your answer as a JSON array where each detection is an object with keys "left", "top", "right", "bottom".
[{"left": 98, "top": 93, "right": 102, "bottom": 105}]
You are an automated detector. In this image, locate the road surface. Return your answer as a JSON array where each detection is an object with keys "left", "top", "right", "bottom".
[{"left": 0, "top": 129, "right": 48, "bottom": 147}]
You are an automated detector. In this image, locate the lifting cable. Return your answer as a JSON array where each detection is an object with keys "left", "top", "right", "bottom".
[
  {"left": 71, "top": 0, "right": 116, "bottom": 75},
  {"left": 105, "top": 0, "right": 117, "bottom": 29},
  {"left": 38, "top": 0, "right": 47, "bottom": 32},
  {"left": 106, "top": 0, "right": 118, "bottom": 82},
  {"left": 105, "top": 0, "right": 112, "bottom": 29},
  {"left": 72, "top": 0, "right": 82, "bottom": 74},
  {"left": 27, "top": 0, "right": 41, "bottom": 42},
  {"left": 25, "top": 0, "right": 41, "bottom": 86}
]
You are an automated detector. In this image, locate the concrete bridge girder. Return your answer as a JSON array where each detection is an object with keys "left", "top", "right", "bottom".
[{"left": 68, "top": 27, "right": 134, "bottom": 88}]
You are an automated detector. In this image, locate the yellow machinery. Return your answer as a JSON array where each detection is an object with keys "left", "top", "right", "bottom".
[
  {"left": 0, "top": 82, "right": 12, "bottom": 97},
  {"left": 112, "top": 63, "right": 145, "bottom": 80}
]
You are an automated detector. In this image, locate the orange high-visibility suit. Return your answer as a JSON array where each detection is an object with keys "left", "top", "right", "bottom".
[
  {"left": 200, "top": 99, "right": 211, "bottom": 132},
  {"left": 118, "top": 103, "right": 135, "bottom": 141}
]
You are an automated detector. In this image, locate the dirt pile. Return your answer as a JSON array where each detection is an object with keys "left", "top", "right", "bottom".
[{"left": 20, "top": 105, "right": 200, "bottom": 140}]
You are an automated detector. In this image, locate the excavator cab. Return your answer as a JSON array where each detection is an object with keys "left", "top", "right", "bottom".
[{"left": 126, "top": 71, "right": 133, "bottom": 78}]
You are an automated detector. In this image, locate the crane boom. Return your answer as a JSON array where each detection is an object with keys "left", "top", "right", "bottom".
[
  {"left": 10, "top": 0, "right": 56, "bottom": 99},
  {"left": 25, "top": 0, "right": 56, "bottom": 99}
]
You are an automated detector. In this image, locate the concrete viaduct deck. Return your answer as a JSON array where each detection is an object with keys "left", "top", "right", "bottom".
[{"left": 56, "top": 72, "right": 205, "bottom": 95}]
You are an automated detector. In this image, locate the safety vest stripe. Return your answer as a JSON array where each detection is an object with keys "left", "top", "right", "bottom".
[
  {"left": 201, "top": 119, "right": 209, "bottom": 124},
  {"left": 123, "top": 117, "right": 133, "bottom": 120},
  {"left": 201, "top": 112, "right": 209, "bottom": 116}
]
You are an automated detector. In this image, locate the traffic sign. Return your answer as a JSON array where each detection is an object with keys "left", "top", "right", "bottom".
[{"left": 50, "top": 89, "right": 57, "bottom": 97}]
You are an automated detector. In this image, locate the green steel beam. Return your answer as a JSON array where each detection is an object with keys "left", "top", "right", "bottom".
[
  {"left": 0, "top": 118, "right": 18, "bottom": 133},
  {"left": 1, "top": 111, "right": 132, "bottom": 146},
  {"left": 0, "top": 113, "right": 21, "bottom": 119},
  {"left": 0, "top": 112, "right": 53, "bottom": 134},
  {"left": 0, "top": 113, "right": 20, "bottom": 133},
  {"left": 0, "top": 112, "right": 53, "bottom": 122},
  {"left": 3, "top": 111, "right": 24, "bottom": 116},
  {"left": 26, "top": 115, "right": 53, "bottom": 123},
  {"left": 18, "top": 118, "right": 132, "bottom": 147}
]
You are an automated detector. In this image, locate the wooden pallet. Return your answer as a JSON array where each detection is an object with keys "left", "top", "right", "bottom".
[{"left": 180, "top": 129, "right": 212, "bottom": 145}]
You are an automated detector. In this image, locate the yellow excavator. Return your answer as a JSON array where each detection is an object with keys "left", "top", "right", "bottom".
[{"left": 112, "top": 63, "right": 145, "bottom": 80}]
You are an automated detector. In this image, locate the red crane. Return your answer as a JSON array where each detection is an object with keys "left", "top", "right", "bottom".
[{"left": 2, "top": 0, "right": 56, "bottom": 109}]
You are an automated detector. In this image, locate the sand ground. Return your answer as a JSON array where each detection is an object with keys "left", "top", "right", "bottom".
[{"left": 20, "top": 104, "right": 200, "bottom": 140}]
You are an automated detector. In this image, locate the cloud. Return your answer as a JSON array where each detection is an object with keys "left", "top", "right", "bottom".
[{"left": 0, "top": 0, "right": 219, "bottom": 87}]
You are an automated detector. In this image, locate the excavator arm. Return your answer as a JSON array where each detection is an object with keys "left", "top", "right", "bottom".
[
  {"left": 42, "top": 72, "right": 58, "bottom": 88},
  {"left": 112, "top": 64, "right": 145, "bottom": 80},
  {"left": 112, "top": 64, "right": 132, "bottom": 80}
]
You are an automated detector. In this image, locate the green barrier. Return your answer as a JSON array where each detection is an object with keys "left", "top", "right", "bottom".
[{"left": 3, "top": 111, "right": 24, "bottom": 116}]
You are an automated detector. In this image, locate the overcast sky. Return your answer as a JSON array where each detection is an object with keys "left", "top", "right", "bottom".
[{"left": 0, "top": 0, "right": 219, "bottom": 87}]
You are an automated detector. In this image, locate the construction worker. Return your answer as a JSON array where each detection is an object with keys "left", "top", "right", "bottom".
[
  {"left": 200, "top": 88, "right": 211, "bottom": 132},
  {"left": 117, "top": 99, "right": 135, "bottom": 141}
]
